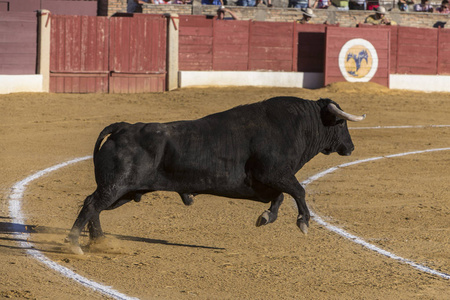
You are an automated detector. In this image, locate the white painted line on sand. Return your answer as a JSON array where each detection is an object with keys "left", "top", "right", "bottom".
[
  {"left": 7, "top": 125, "right": 450, "bottom": 298},
  {"left": 300, "top": 147, "right": 450, "bottom": 280},
  {"left": 349, "top": 125, "right": 450, "bottom": 130},
  {"left": 8, "top": 156, "right": 139, "bottom": 300}
]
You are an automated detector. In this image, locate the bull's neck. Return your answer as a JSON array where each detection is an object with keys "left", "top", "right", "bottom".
[{"left": 294, "top": 102, "right": 329, "bottom": 171}]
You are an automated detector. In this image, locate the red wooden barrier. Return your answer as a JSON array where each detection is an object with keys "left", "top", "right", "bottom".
[
  {"left": 0, "top": 12, "right": 37, "bottom": 75},
  {"left": 179, "top": 16, "right": 213, "bottom": 71},
  {"left": 357, "top": 24, "right": 398, "bottom": 74},
  {"left": 178, "top": 16, "right": 297, "bottom": 72},
  {"left": 213, "top": 20, "right": 250, "bottom": 71},
  {"left": 325, "top": 27, "right": 390, "bottom": 87},
  {"left": 396, "top": 27, "right": 438, "bottom": 75},
  {"left": 437, "top": 28, "right": 450, "bottom": 75},
  {"left": 42, "top": 15, "right": 450, "bottom": 93},
  {"left": 249, "top": 21, "right": 294, "bottom": 71},
  {"left": 109, "top": 15, "right": 167, "bottom": 93},
  {"left": 7, "top": 0, "right": 96, "bottom": 16}
]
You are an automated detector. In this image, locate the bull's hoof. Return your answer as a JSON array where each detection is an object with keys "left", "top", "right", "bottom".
[
  {"left": 256, "top": 211, "right": 270, "bottom": 227},
  {"left": 297, "top": 218, "right": 309, "bottom": 235},
  {"left": 185, "top": 194, "right": 194, "bottom": 206},
  {"left": 70, "top": 245, "right": 84, "bottom": 255},
  {"left": 180, "top": 193, "right": 194, "bottom": 206}
]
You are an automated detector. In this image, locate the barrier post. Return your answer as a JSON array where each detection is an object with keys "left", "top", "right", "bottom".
[
  {"left": 37, "top": 10, "right": 51, "bottom": 93},
  {"left": 166, "top": 13, "right": 179, "bottom": 91}
]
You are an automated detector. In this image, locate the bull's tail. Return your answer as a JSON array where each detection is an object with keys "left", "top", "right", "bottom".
[{"left": 93, "top": 122, "right": 129, "bottom": 160}]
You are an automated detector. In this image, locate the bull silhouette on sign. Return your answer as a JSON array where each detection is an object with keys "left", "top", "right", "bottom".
[{"left": 346, "top": 50, "right": 369, "bottom": 76}]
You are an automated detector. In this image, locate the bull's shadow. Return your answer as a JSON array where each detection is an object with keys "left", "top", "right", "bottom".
[
  {"left": 0, "top": 217, "right": 224, "bottom": 253},
  {"left": 112, "top": 234, "right": 224, "bottom": 250}
]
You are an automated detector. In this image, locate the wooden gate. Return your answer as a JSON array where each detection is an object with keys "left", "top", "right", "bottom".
[
  {"left": 50, "top": 14, "right": 167, "bottom": 93},
  {"left": 109, "top": 15, "right": 167, "bottom": 93}
]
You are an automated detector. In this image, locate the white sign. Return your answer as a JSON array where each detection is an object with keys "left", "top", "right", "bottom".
[{"left": 338, "top": 38, "right": 378, "bottom": 82}]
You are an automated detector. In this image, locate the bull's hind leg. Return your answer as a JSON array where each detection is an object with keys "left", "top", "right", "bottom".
[
  {"left": 87, "top": 193, "right": 141, "bottom": 244},
  {"left": 256, "top": 193, "right": 284, "bottom": 227},
  {"left": 67, "top": 189, "right": 129, "bottom": 254},
  {"left": 87, "top": 213, "right": 104, "bottom": 241},
  {"left": 67, "top": 194, "right": 98, "bottom": 255}
]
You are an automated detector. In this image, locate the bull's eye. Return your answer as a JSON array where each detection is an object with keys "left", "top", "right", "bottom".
[{"left": 337, "top": 120, "right": 345, "bottom": 127}]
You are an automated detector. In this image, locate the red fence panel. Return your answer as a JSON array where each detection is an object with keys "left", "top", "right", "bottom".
[
  {"left": 51, "top": 15, "right": 109, "bottom": 72},
  {"left": 179, "top": 16, "right": 213, "bottom": 71},
  {"left": 357, "top": 24, "right": 398, "bottom": 74},
  {"left": 6, "top": 0, "right": 96, "bottom": 15},
  {"left": 109, "top": 15, "right": 167, "bottom": 93},
  {"left": 249, "top": 21, "right": 294, "bottom": 71},
  {"left": 8, "top": 0, "right": 40, "bottom": 12},
  {"left": 110, "top": 15, "right": 166, "bottom": 74},
  {"left": 50, "top": 15, "right": 109, "bottom": 93},
  {"left": 396, "top": 27, "right": 438, "bottom": 75},
  {"left": 325, "top": 27, "right": 390, "bottom": 87},
  {"left": 213, "top": 20, "right": 250, "bottom": 71},
  {"left": 178, "top": 17, "right": 296, "bottom": 72},
  {"left": 0, "top": 12, "right": 37, "bottom": 75},
  {"left": 41, "top": 0, "right": 97, "bottom": 16},
  {"left": 438, "top": 28, "right": 450, "bottom": 75}
]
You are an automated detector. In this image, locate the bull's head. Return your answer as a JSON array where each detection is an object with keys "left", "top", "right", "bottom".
[{"left": 320, "top": 100, "right": 365, "bottom": 156}]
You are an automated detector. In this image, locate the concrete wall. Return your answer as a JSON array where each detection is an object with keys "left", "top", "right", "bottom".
[
  {"left": 108, "top": 0, "right": 450, "bottom": 29},
  {"left": 0, "top": 75, "right": 43, "bottom": 93},
  {"left": 179, "top": 71, "right": 324, "bottom": 89},
  {"left": 179, "top": 71, "right": 450, "bottom": 93},
  {"left": 390, "top": 74, "right": 450, "bottom": 92}
]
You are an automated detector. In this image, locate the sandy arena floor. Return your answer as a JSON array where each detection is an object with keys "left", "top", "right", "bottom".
[{"left": 1, "top": 83, "right": 449, "bottom": 299}]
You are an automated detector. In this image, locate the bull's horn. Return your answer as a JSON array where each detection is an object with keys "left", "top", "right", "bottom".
[{"left": 328, "top": 103, "right": 366, "bottom": 122}]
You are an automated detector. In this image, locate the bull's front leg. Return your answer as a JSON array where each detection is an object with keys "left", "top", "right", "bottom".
[
  {"left": 179, "top": 193, "right": 194, "bottom": 206},
  {"left": 256, "top": 193, "right": 284, "bottom": 227},
  {"left": 291, "top": 184, "right": 310, "bottom": 234},
  {"left": 256, "top": 175, "right": 310, "bottom": 234}
]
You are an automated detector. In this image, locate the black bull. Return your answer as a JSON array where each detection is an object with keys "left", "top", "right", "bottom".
[{"left": 67, "top": 97, "right": 365, "bottom": 254}]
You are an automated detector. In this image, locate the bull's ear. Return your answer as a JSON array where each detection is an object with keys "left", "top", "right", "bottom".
[{"left": 320, "top": 106, "right": 340, "bottom": 126}]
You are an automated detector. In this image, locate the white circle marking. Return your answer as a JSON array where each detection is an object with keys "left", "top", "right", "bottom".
[
  {"left": 7, "top": 130, "right": 450, "bottom": 298},
  {"left": 300, "top": 148, "right": 450, "bottom": 280}
]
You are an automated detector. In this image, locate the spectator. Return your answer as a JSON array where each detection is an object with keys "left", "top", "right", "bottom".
[
  {"left": 349, "top": 0, "right": 365, "bottom": 10},
  {"left": 366, "top": 0, "right": 379, "bottom": 10},
  {"left": 217, "top": 6, "right": 239, "bottom": 19},
  {"left": 289, "top": 0, "right": 309, "bottom": 9},
  {"left": 127, "top": 0, "right": 149, "bottom": 13},
  {"left": 437, "top": 0, "right": 450, "bottom": 13},
  {"left": 414, "top": 0, "right": 434, "bottom": 11},
  {"left": 255, "top": 0, "right": 273, "bottom": 7},
  {"left": 312, "top": 0, "right": 329, "bottom": 8},
  {"left": 202, "top": 0, "right": 224, "bottom": 5},
  {"left": 297, "top": 8, "right": 316, "bottom": 24},
  {"left": 398, "top": 0, "right": 414, "bottom": 11},
  {"left": 364, "top": 6, "right": 397, "bottom": 25},
  {"left": 239, "top": 0, "right": 256, "bottom": 5},
  {"left": 154, "top": 0, "right": 172, "bottom": 3}
]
